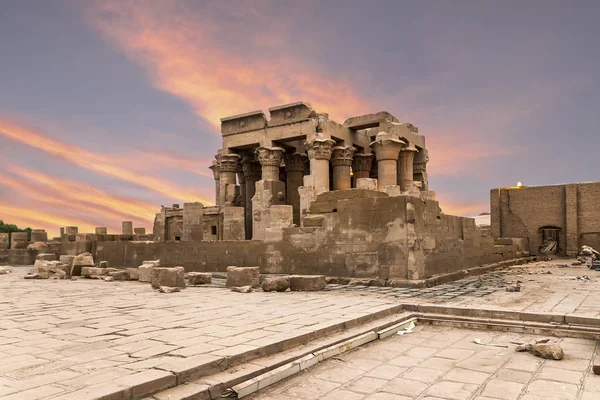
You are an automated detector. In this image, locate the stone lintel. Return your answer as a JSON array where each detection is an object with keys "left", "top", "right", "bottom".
[
  {"left": 221, "top": 110, "right": 267, "bottom": 136},
  {"left": 343, "top": 111, "right": 399, "bottom": 130},
  {"left": 268, "top": 101, "right": 317, "bottom": 127}
]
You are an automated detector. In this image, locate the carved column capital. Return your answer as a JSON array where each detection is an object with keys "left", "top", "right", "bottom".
[
  {"left": 217, "top": 153, "right": 241, "bottom": 173},
  {"left": 369, "top": 132, "right": 405, "bottom": 161},
  {"left": 242, "top": 154, "right": 262, "bottom": 180},
  {"left": 306, "top": 138, "right": 336, "bottom": 160},
  {"left": 352, "top": 153, "right": 374, "bottom": 173},
  {"left": 255, "top": 146, "right": 285, "bottom": 168},
  {"left": 285, "top": 153, "right": 308, "bottom": 173},
  {"left": 209, "top": 160, "right": 220, "bottom": 180},
  {"left": 331, "top": 146, "right": 356, "bottom": 167}
]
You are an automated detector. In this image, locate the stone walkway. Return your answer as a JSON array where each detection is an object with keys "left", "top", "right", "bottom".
[
  {"left": 0, "top": 267, "right": 399, "bottom": 399},
  {"left": 247, "top": 324, "right": 600, "bottom": 400}
]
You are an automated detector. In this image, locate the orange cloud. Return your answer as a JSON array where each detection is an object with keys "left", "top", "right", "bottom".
[
  {"left": 83, "top": 1, "right": 369, "bottom": 129},
  {"left": 0, "top": 118, "right": 213, "bottom": 205},
  {"left": 0, "top": 202, "right": 97, "bottom": 236}
]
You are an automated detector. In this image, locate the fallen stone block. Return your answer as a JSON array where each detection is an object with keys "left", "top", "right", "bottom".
[
  {"left": 143, "top": 260, "right": 160, "bottom": 267},
  {"left": 532, "top": 343, "right": 564, "bottom": 360},
  {"left": 289, "top": 275, "right": 327, "bottom": 291},
  {"left": 24, "top": 273, "right": 42, "bottom": 279},
  {"left": 36, "top": 253, "right": 56, "bottom": 261},
  {"left": 303, "top": 215, "right": 324, "bottom": 227},
  {"left": 0, "top": 266, "right": 11, "bottom": 275},
  {"left": 157, "top": 286, "right": 180, "bottom": 293},
  {"left": 27, "top": 242, "right": 49, "bottom": 253},
  {"left": 138, "top": 264, "right": 153, "bottom": 282},
  {"left": 151, "top": 267, "right": 186, "bottom": 289},
  {"left": 127, "top": 268, "right": 139, "bottom": 280},
  {"left": 99, "top": 261, "right": 108, "bottom": 268},
  {"left": 262, "top": 276, "right": 290, "bottom": 292},
  {"left": 186, "top": 272, "right": 212, "bottom": 285},
  {"left": 71, "top": 252, "right": 94, "bottom": 277},
  {"left": 108, "top": 270, "right": 130, "bottom": 281},
  {"left": 59, "top": 255, "right": 75, "bottom": 270},
  {"left": 103, "top": 276, "right": 114, "bottom": 282},
  {"left": 226, "top": 266, "right": 260, "bottom": 288},
  {"left": 232, "top": 286, "right": 253, "bottom": 293}
]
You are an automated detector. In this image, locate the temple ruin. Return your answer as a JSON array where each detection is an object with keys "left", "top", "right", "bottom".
[{"left": 1, "top": 102, "right": 528, "bottom": 284}]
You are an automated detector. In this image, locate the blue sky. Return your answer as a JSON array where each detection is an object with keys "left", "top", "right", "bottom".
[{"left": 1, "top": 0, "right": 599, "bottom": 236}]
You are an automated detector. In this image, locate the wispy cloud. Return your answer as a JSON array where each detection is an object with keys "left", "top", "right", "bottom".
[
  {"left": 0, "top": 118, "right": 213, "bottom": 204},
  {"left": 83, "top": 0, "right": 369, "bottom": 128}
]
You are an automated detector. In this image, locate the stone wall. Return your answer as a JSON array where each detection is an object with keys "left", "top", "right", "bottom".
[{"left": 88, "top": 191, "right": 521, "bottom": 283}]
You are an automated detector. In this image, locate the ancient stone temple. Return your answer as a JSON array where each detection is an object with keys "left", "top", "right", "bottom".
[{"left": 137, "top": 101, "right": 524, "bottom": 283}]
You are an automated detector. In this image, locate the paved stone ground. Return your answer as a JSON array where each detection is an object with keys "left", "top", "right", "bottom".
[
  {"left": 1, "top": 259, "right": 599, "bottom": 399},
  {"left": 0, "top": 267, "right": 399, "bottom": 399},
  {"left": 331, "top": 259, "right": 600, "bottom": 317},
  {"left": 247, "top": 324, "right": 600, "bottom": 400}
]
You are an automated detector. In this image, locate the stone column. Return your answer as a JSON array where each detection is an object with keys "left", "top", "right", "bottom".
[
  {"left": 285, "top": 153, "right": 308, "bottom": 225},
  {"left": 370, "top": 132, "right": 405, "bottom": 190},
  {"left": 237, "top": 163, "right": 245, "bottom": 208},
  {"left": 306, "top": 138, "right": 335, "bottom": 194},
  {"left": 413, "top": 149, "right": 429, "bottom": 191},
  {"left": 352, "top": 154, "right": 373, "bottom": 184},
  {"left": 209, "top": 160, "right": 220, "bottom": 206},
  {"left": 398, "top": 146, "right": 418, "bottom": 192},
  {"left": 331, "top": 146, "right": 356, "bottom": 190},
  {"left": 242, "top": 155, "right": 261, "bottom": 240},
  {"left": 217, "top": 154, "right": 241, "bottom": 207},
  {"left": 256, "top": 147, "right": 285, "bottom": 181}
]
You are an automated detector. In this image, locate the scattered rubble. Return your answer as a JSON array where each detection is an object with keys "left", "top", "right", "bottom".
[
  {"left": 70, "top": 252, "right": 94, "bottom": 277},
  {"left": 262, "top": 276, "right": 290, "bottom": 292},
  {"left": 232, "top": 286, "right": 253, "bottom": 293},
  {"left": 505, "top": 282, "right": 521, "bottom": 292},
  {"left": 186, "top": 272, "right": 212, "bottom": 285},
  {"left": 0, "top": 266, "right": 11, "bottom": 275},
  {"left": 157, "top": 286, "right": 180, "bottom": 293},
  {"left": 514, "top": 338, "right": 564, "bottom": 360}
]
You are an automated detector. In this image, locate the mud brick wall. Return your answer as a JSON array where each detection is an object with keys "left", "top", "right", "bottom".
[{"left": 491, "top": 182, "right": 600, "bottom": 256}]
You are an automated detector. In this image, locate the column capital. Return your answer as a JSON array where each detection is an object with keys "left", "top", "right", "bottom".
[
  {"left": 209, "top": 160, "right": 220, "bottom": 180},
  {"left": 306, "top": 138, "right": 336, "bottom": 160},
  {"left": 401, "top": 146, "right": 418, "bottom": 153},
  {"left": 370, "top": 132, "right": 405, "bottom": 161},
  {"left": 352, "top": 153, "right": 374, "bottom": 173},
  {"left": 217, "top": 153, "right": 241, "bottom": 173},
  {"left": 331, "top": 146, "right": 356, "bottom": 167},
  {"left": 285, "top": 153, "right": 308, "bottom": 173},
  {"left": 242, "top": 154, "right": 262, "bottom": 180},
  {"left": 256, "top": 146, "right": 285, "bottom": 168}
]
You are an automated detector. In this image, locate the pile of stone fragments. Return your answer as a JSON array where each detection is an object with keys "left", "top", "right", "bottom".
[{"left": 21, "top": 252, "right": 328, "bottom": 294}]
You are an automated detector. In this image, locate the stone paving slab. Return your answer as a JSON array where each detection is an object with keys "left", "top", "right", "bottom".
[
  {"left": 0, "top": 268, "right": 401, "bottom": 399},
  {"left": 247, "top": 324, "right": 600, "bottom": 400}
]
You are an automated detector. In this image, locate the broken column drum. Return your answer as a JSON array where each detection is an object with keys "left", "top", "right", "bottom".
[
  {"left": 217, "top": 153, "right": 241, "bottom": 207},
  {"left": 370, "top": 132, "right": 405, "bottom": 190},
  {"left": 331, "top": 146, "right": 356, "bottom": 191},
  {"left": 307, "top": 138, "right": 335, "bottom": 193}
]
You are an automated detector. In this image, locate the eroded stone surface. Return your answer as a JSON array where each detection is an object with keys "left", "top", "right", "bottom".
[
  {"left": 261, "top": 276, "right": 290, "bottom": 292},
  {"left": 186, "top": 272, "right": 212, "bottom": 285},
  {"left": 289, "top": 275, "right": 326, "bottom": 291},
  {"left": 151, "top": 267, "right": 186, "bottom": 289},
  {"left": 227, "top": 266, "right": 260, "bottom": 288}
]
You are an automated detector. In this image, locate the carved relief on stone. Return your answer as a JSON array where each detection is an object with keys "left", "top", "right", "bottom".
[
  {"left": 352, "top": 153, "right": 374, "bottom": 173},
  {"left": 242, "top": 155, "right": 262, "bottom": 180},
  {"left": 331, "top": 146, "right": 356, "bottom": 167},
  {"left": 217, "top": 153, "right": 241, "bottom": 172},
  {"left": 285, "top": 153, "right": 308, "bottom": 173},
  {"left": 306, "top": 138, "right": 335, "bottom": 160},
  {"left": 256, "top": 147, "right": 285, "bottom": 167}
]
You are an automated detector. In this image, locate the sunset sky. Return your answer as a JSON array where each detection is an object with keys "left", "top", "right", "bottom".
[{"left": 1, "top": 0, "right": 599, "bottom": 237}]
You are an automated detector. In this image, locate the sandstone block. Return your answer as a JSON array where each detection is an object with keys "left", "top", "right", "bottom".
[
  {"left": 99, "top": 261, "right": 108, "bottom": 268},
  {"left": 27, "top": 242, "right": 49, "bottom": 253},
  {"left": 232, "top": 286, "right": 252, "bottom": 293},
  {"left": 151, "top": 267, "right": 186, "bottom": 289},
  {"left": 186, "top": 272, "right": 212, "bottom": 285},
  {"left": 289, "top": 275, "right": 327, "bottom": 291},
  {"left": 356, "top": 178, "right": 378, "bottom": 191},
  {"left": 59, "top": 255, "right": 75, "bottom": 268},
  {"left": 0, "top": 266, "right": 10, "bottom": 275},
  {"left": 532, "top": 343, "right": 564, "bottom": 360},
  {"left": 138, "top": 264, "right": 153, "bottom": 282},
  {"left": 157, "top": 286, "right": 180, "bottom": 293},
  {"left": 127, "top": 268, "right": 139, "bottom": 280},
  {"left": 81, "top": 267, "right": 106, "bottom": 277},
  {"left": 37, "top": 265, "right": 67, "bottom": 279},
  {"left": 226, "top": 266, "right": 260, "bottom": 288},
  {"left": 71, "top": 252, "right": 94, "bottom": 277},
  {"left": 36, "top": 253, "right": 56, "bottom": 261},
  {"left": 262, "top": 277, "right": 290, "bottom": 292},
  {"left": 108, "top": 270, "right": 130, "bottom": 281},
  {"left": 143, "top": 260, "right": 160, "bottom": 267},
  {"left": 303, "top": 215, "right": 324, "bottom": 227}
]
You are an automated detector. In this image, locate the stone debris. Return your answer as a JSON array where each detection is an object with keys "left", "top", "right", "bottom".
[
  {"left": 232, "top": 286, "right": 253, "bottom": 293},
  {"left": 150, "top": 267, "right": 186, "bottom": 289},
  {"left": 505, "top": 282, "right": 521, "bottom": 292},
  {"left": 514, "top": 338, "right": 563, "bottom": 360},
  {"left": 103, "top": 276, "right": 114, "bottom": 282},
  {"left": 127, "top": 267, "right": 139, "bottom": 280},
  {"left": 581, "top": 245, "right": 600, "bottom": 257},
  {"left": 261, "top": 276, "right": 290, "bottom": 292},
  {"left": 70, "top": 252, "right": 94, "bottom": 277},
  {"left": 27, "top": 242, "right": 49, "bottom": 252},
  {"left": 157, "top": 286, "right": 180, "bottom": 293},
  {"left": 226, "top": 266, "right": 260, "bottom": 288},
  {"left": 37, "top": 264, "right": 67, "bottom": 279},
  {"left": 24, "top": 273, "right": 42, "bottom": 279},
  {"left": 99, "top": 261, "right": 108, "bottom": 268},
  {"left": 59, "top": 255, "right": 75, "bottom": 270},
  {"left": 289, "top": 275, "right": 327, "bottom": 291},
  {"left": 186, "top": 272, "right": 212, "bottom": 285},
  {"left": 143, "top": 260, "right": 161, "bottom": 267},
  {"left": 108, "top": 270, "right": 130, "bottom": 281},
  {"left": 593, "top": 364, "right": 600, "bottom": 375},
  {"left": 36, "top": 253, "right": 56, "bottom": 261},
  {"left": 0, "top": 266, "right": 11, "bottom": 275},
  {"left": 138, "top": 264, "right": 154, "bottom": 282}
]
